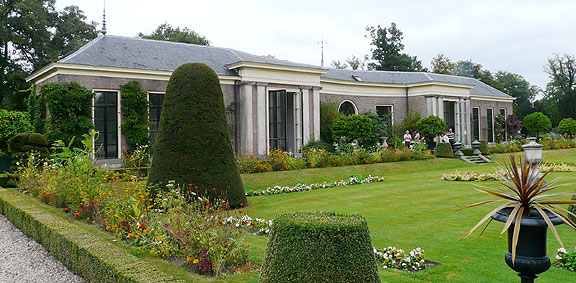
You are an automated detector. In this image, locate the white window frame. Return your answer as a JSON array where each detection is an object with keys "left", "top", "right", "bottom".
[
  {"left": 375, "top": 104, "right": 394, "bottom": 126},
  {"left": 472, "top": 107, "right": 480, "bottom": 142},
  {"left": 92, "top": 89, "right": 122, "bottom": 159},
  {"left": 338, "top": 100, "right": 358, "bottom": 115},
  {"left": 487, "top": 107, "right": 495, "bottom": 143}
]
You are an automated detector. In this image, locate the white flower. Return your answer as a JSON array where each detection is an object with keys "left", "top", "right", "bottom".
[
  {"left": 558, "top": 247, "right": 567, "bottom": 253},
  {"left": 556, "top": 254, "right": 562, "bottom": 260}
]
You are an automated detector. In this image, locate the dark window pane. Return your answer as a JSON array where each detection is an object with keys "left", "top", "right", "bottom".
[{"left": 339, "top": 101, "right": 356, "bottom": 115}]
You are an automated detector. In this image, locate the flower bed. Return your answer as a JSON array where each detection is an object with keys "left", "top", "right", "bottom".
[
  {"left": 442, "top": 171, "right": 501, "bottom": 182},
  {"left": 245, "top": 175, "right": 385, "bottom": 196},
  {"left": 374, "top": 246, "right": 426, "bottom": 272},
  {"left": 237, "top": 146, "right": 433, "bottom": 174},
  {"left": 489, "top": 138, "right": 576, "bottom": 154},
  {"left": 555, "top": 247, "right": 576, "bottom": 271},
  {"left": 13, "top": 138, "right": 261, "bottom": 277}
]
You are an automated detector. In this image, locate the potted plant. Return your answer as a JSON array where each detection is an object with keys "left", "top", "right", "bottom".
[
  {"left": 460, "top": 155, "right": 576, "bottom": 282},
  {"left": 416, "top": 116, "right": 447, "bottom": 150}
]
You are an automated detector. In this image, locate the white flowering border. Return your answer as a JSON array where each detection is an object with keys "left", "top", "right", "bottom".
[
  {"left": 246, "top": 175, "right": 385, "bottom": 196},
  {"left": 374, "top": 246, "right": 426, "bottom": 272},
  {"left": 223, "top": 215, "right": 273, "bottom": 235},
  {"left": 555, "top": 247, "right": 576, "bottom": 271}
]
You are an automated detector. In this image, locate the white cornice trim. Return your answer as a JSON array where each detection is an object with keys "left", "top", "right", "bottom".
[
  {"left": 26, "top": 63, "right": 241, "bottom": 84},
  {"left": 470, "top": 95, "right": 516, "bottom": 102},
  {"left": 226, "top": 61, "right": 327, "bottom": 74},
  {"left": 320, "top": 78, "right": 475, "bottom": 89}
]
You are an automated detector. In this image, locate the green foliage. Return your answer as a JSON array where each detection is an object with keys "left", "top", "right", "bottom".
[
  {"left": 147, "top": 63, "right": 246, "bottom": 208},
  {"left": 37, "top": 82, "right": 93, "bottom": 148},
  {"left": 544, "top": 54, "right": 576, "bottom": 125},
  {"left": 0, "top": 189, "right": 182, "bottom": 283},
  {"left": 569, "top": 194, "right": 576, "bottom": 224},
  {"left": 332, "top": 114, "right": 375, "bottom": 146},
  {"left": 260, "top": 211, "right": 380, "bottom": 283},
  {"left": 558, "top": 118, "right": 576, "bottom": 138},
  {"left": 494, "top": 114, "right": 506, "bottom": 143},
  {"left": 430, "top": 53, "right": 454, "bottom": 75},
  {"left": 363, "top": 110, "right": 390, "bottom": 142},
  {"left": 479, "top": 140, "right": 490, "bottom": 155},
  {"left": 120, "top": 81, "right": 150, "bottom": 150},
  {"left": 138, "top": 22, "right": 210, "bottom": 45},
  {"left": 416, "top": 115, "right": 447, "bottom": 141},
  {"left": 493, "top": 71, "right": 538, "bottom": 119},
  {"left": 303, "top": 140, "right": 334, "bottom": 153},
  {"left": 435, "top": 142, "right": 454, "bottom": 158},
  {"left": 393, "top": 110, "right": 421, "bottom": 136},
  {"left": 523, "top": 112, "right": 552, "bottom": 139},
  {"left": 0, "top": 109, "right": 32, "bottom": 155},
  {"left": 366, "top": 23, "right": 425, "bottom": 72},
  {"left": 320, "top": 102, "right": 340, "bottom": 143},
  {"left": 0, "top": 1, "right": 96, "bottom": 110},
  {"left": 8, "top": 132, "right": 49, "bottom": 171}
]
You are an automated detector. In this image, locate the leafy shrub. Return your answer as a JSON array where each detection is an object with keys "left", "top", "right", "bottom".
[
  {"left": 555, "top": 247, "right": 576, "bottom": 271},
  {"left": 461, "top": 148, "right": 474, "bottom": 156},
  {"left": 260, "top": 211, "right": 380, "bottom": 283},
  {"left": 523, "top": 112, "right": 551, "bottom": 139},
  {"left": 120, "top": 81, "right": 150, "bottom": 150},
  {"left": 479, "top": 140, "right": 490, "bottom": 155},
  {"left": 122, "top": 145, "right": 150, "bottom": 177},
  {"left": 236, "top": 154, "right": 271, "bottom": 173},
  {"left": 14, "top": 136, "right": 255, "bottom": 277},
  {"left": 332, "top": 114, "right": 375, "bottom": 146},
  {"left": 393, "top": 110, "right": 421, "bottom": 137},
  {"left": 435, "top": 142, "right": 454, "bottom": 158},
  {"left": 268, "top": 149, "right": 305, "bottom": 171},
  {"left": 303, "top": 140, "right": 334, "bottom": 153},
  {"left": 9, "top": 133, "right": 49, "bottom": 171},
  {"left": 416, "top": 115, "right": 447, "bottom": 141},
  {"left": 363, "top": 110, "right": 390, "bottom": 143},
  {"left": 569, "top": 194, "right": 576, "bottom": 224},
  {"left": 558, "top": 118, "right": 576, "bottom": 138},
  {"left": 303, "top": 147, "right": 330, "bottom": 168},
  {"left": 320, "top": 102, "right": 340, "bottom": 143},
  {"left": 147, "top": 63, "right": 246, "bottom": 208},
  {"left": 495, "top": 114, "right": 506, "bottom": 143},
  {"left": 0, "top": 110, "right": 32, "bottom": 155},
  {"left": 37, "top": 82, "right": 93, "bottom": 148},
  {"left": 489, "top": 139, "right": 523, "bottom": 153}
]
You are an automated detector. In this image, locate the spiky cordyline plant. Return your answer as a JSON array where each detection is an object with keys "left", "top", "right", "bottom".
[{"left": 461, "top": 155, "right": 576, "bottom": 264}]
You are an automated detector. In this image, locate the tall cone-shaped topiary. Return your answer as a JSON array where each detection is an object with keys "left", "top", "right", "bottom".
[{"left": 147, "top": 63, "right": 247, "bottom": 207}]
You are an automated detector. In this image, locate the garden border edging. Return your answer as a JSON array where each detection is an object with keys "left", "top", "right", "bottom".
[{"left": 0, "top": 188, "right": 184, "bottom": 283}]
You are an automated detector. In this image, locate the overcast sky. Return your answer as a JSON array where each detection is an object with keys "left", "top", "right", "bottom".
[{"left": 56, "top": 0, "right": 576, "bottom": 90}]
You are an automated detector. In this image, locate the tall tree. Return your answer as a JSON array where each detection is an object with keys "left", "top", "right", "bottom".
[
  {"left": 0, "top": 1, "right": 97, "bottom": 110},
  {"left": 138, "top": 22, "right": 210, "bottom": 45},
  {"left": 493, "top": 71, "right": 539, "bottom": 119},
  {"left": 543, "top": 54, "right": 576, "bottom": 124},
  {"left": 430, "top": 54, "right": 454, "bottom": 75},
  {"left": 452, "top": 59, "right": 499, "bottom": 88},
  {"left": 331, "top": 55, "right": 368, "bottom": 70},
  {"left": 365, "top": 23, "right": 425, "bottom": 72}
]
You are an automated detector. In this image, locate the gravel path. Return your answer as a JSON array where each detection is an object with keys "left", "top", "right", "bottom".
[{"left": 0, "top": 214, "right": 84, "bottom": 283}]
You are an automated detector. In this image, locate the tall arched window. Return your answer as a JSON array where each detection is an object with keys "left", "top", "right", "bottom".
[{"left": 338, "top": 100, "right": 357, "bottom": 115}]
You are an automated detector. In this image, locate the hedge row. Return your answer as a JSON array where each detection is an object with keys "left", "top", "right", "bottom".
[{"left": 0, "top": 188, "right": 183, "bottom": 283}]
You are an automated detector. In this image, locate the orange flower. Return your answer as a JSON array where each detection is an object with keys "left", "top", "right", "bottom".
[
  {"left": 245, "top": 243, "right": 250, "bottom": 247},
  {"left": 187, "top": 257, "right": 192, "bottom": 262}
]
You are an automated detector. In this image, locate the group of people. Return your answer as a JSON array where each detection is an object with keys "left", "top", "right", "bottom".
[
  {"left": 403, "top": 130, "right": 420, "bottom": 148},
  {"left": 403, "top": 128, "right": 456, "bottom": 148}
]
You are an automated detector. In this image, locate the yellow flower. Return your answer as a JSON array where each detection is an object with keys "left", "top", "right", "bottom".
[{"left": 193, "top": 259, "right": 199, "bottom": 264}]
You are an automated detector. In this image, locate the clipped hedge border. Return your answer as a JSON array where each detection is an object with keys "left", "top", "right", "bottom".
[{"left": 0, "top": 188, "right": 183, "bottom": 283}]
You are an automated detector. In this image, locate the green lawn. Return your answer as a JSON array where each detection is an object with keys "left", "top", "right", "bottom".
[{"left": 240, "top": 149, "right": 576, "bottom": 282}]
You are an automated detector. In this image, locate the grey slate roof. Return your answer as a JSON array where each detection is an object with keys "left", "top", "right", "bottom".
[
  {"left": 58, "top": 35, "right": 511, "bottom": 99},
  {"left": 321, "top": 69, "right": 512, "bottom": 98},
  {"left": 58, "top": 35, "right": 322, "bottom": 76}
]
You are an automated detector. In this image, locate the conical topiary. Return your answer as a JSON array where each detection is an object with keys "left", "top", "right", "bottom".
[{"left": 147, "top": 63, "right": 247, "bottom": 207}]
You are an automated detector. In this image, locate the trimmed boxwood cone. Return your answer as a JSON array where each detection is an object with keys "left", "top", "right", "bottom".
[
  {"left": 147, "top": 63, "right": 247, "bottom": 208},
  {"left": 260, "top": 211, "right": 380, "bottom": 283}
]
